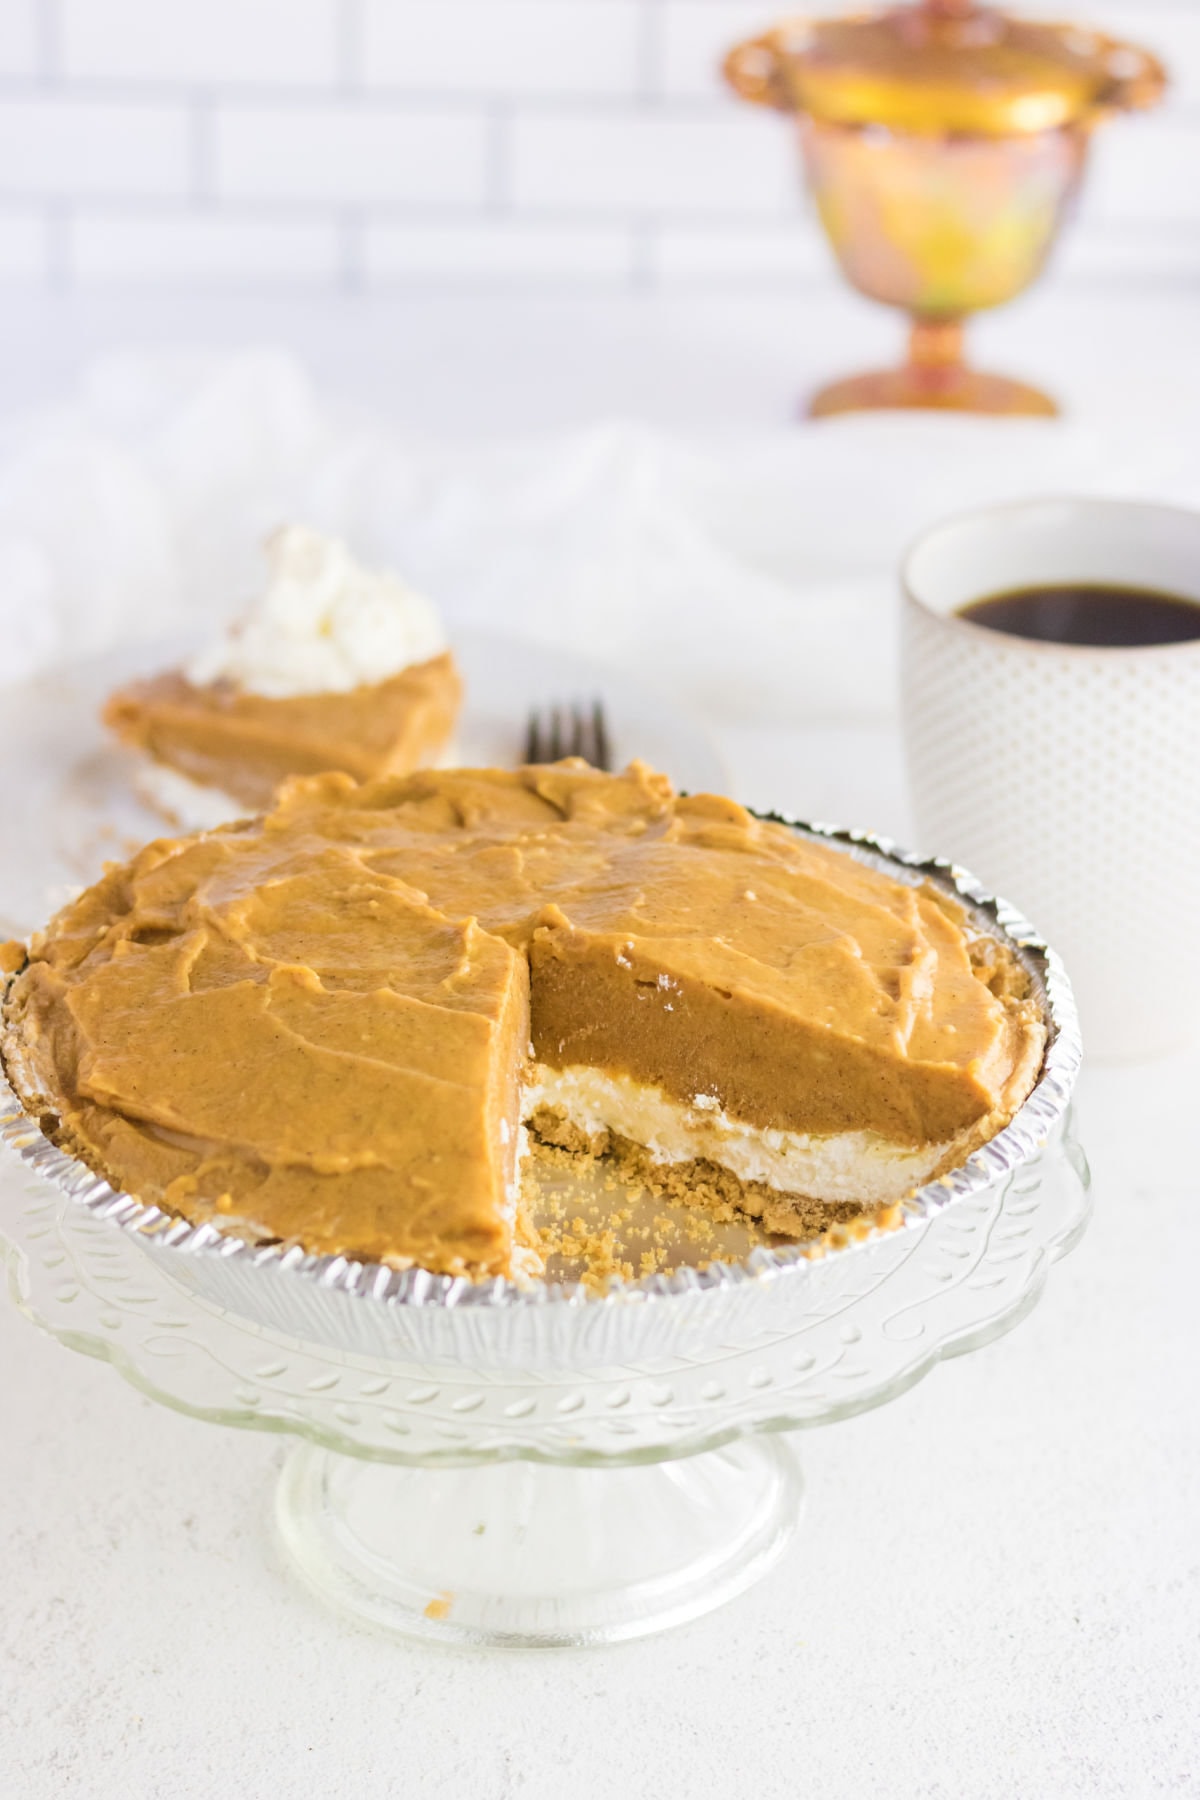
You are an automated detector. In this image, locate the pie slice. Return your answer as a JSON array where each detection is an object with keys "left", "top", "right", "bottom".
[
  {"left": 5, "top": 831, "right": 529, "bottom": 1277},
  {"left": 104, "top": 653, "right": 461, "bottom": 814},
  {"left": 103, "top": 525, "right": 462, "bottom": 825}
]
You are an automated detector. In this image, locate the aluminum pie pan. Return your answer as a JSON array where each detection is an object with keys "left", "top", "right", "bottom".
[{"left": 0, "top": 811, "right": 1081, "bottom": 1364}]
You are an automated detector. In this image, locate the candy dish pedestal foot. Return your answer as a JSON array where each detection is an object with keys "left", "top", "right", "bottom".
[
  {"left": 275, "top": 1437, "right": 801, "bottom": 1647},
  {"left": 808, "top": 322, "right": 1058, "bottom": 419}
]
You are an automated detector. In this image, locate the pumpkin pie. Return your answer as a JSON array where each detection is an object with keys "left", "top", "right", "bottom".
[{"left": 1, "top": 761, "right": 1045, "bottom": 1280}]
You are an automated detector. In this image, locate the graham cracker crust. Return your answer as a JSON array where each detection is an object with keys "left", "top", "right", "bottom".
[{"left": 524, "top": 1106, "right": 864, "bottom": 1291}]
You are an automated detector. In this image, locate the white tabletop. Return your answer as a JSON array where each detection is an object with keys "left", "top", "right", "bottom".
[{"left": 2, "top": 287, "right": 1198, "bottom": 1798}]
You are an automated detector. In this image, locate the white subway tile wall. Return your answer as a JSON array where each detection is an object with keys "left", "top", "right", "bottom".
[
  {"left": 362, "top": 3, "right": 644, "bottom": 97},
  {"left": 364, "top": 219, "right": 635, "bottom": 282},
  {"left": 61, "top": 0, "right": 341, "bottom": 86},
  {"left": 71, "top": 213, "right": 342, "bottom": 283},
  {"left": 510, "top": 110, "right": 793, "bottom": 212},
  {"left": 214, "top": 104, "right": 491, "bottom": 204},
  {"left": 0, "top": 208, "right": 46, "bottom": 274},
  {"left": 0, "top": 0, "right": 1195, "bottom": 288},
  {"left": 0, "top": 0, "right": 37, "bottom": 81}
]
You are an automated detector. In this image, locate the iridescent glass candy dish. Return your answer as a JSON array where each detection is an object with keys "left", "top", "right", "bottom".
[{"left": 725, "top": 0, "right": 1166, "bottom": 416}]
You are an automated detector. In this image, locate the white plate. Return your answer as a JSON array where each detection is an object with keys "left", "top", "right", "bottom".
[{"left": 0, "top": 628, "right": 724, "bottom": 938}]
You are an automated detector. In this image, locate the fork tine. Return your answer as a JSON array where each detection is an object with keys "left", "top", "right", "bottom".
[
  {"left": 524, "top": 698, "right": 614, "bottom": 769},
  {"left": 591, "top": 700, "right": 611, "bottom": 772}
]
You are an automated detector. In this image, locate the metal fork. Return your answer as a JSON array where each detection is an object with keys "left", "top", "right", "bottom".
[{"left": 523, "top": 698, "right": 612, "bottom": 771}]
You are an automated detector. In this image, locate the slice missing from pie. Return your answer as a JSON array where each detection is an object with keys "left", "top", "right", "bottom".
[{"left": 0, "top": 761, "right": 1046, "bottom": 1282}]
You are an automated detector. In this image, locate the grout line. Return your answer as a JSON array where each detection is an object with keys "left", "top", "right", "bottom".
[
  {"left": 0, "top": 74, "right": 1196, "bottom": 123},
  {"left": 45, "top": 202, "right": 70, "bottom": 288},
  {"left": 323, "top": 266, "right": 671, "bottom": 298},
  {"left": 0, "top": 78, "right": 788, "bottom": 115},
  {"left": 36, "top": 0, "right": 62, "bottom": 83},
  {"left": 637, "top": 0, "right": 665, "bottom": 106},
  {"left": 5, "top": 195, "right": 1200, "bottom": 246},
  {"left": 340, "top": 211, "right": 365, "bottom": 290},
  {"left": 629, "top": 218, "right": 657, "bottom": 290},
  {"left": 83, "top": 270, "right": 1200, "bottom": 297},
  {"left": 16, "top": 272, "right": 1200, "bottom": 300},
  {"left": 339, "top": 0, "right": 364, "bottom": 92},
  {"left": 486, "top": 104, "right": 512, "bottom": 211},
  {"left": 191, "top": 93, "right": 215, "bottom": 203}
]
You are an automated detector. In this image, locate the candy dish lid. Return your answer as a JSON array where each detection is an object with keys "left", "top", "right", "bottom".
[
  {"left": 724, "top": 2, "right": 1166, "bottom": 136},
  {"left": 0, "top": 811, "right": 1083, "bottom": 1367}
]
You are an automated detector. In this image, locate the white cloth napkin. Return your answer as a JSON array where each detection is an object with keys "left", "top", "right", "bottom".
[{"left": 3, "top": 348, "right": 1198, "bottom": 725}]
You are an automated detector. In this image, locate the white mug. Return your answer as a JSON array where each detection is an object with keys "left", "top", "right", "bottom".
[{"left": 900, "top": 497, "right": 1200, "bottom": 1061}]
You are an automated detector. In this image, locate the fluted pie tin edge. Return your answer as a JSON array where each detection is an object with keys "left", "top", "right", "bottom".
[{"left": 0, "top": 813, "right": 1082, "bottom": 1367}]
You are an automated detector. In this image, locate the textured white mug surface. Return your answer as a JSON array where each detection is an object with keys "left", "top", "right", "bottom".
[{"left": 901, "top": 497, "right": 1200, "bottom": 1061}]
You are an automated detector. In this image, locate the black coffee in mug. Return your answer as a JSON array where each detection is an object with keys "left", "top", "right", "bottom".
[{"left": 956, "top": 582, "right": 1200, "bottom": 647}]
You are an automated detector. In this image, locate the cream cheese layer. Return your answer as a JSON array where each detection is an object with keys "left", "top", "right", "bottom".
[{"left": 525, "top": 1063, "right": 954, "bottom": 1204}]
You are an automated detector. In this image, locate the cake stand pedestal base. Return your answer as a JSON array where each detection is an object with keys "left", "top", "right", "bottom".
[{"left": 275, "top": 1437, "right": 802, "bottom": 1648}]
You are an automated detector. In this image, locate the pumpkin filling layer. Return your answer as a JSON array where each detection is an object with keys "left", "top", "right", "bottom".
[{"left": 1, "top": 761, "right": 1045, "bottom": 1279}]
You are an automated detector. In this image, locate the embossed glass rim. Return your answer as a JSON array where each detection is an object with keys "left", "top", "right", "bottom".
[{"left": 0, "top": 811, "right": 1081, "bottom": 1315}]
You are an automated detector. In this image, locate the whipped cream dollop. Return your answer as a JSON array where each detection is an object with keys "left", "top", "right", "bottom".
[{"left": 187, "top": 526, "right": 447, "bottom": 698}]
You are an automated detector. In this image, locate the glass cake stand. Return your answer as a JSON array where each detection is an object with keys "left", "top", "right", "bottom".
[
  {"left": 0, "top": 1113, "right": 1088, "bottom": 1648},
  {"left": 0, "top": 822, "right": 1088, "bottom": 1648}
]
